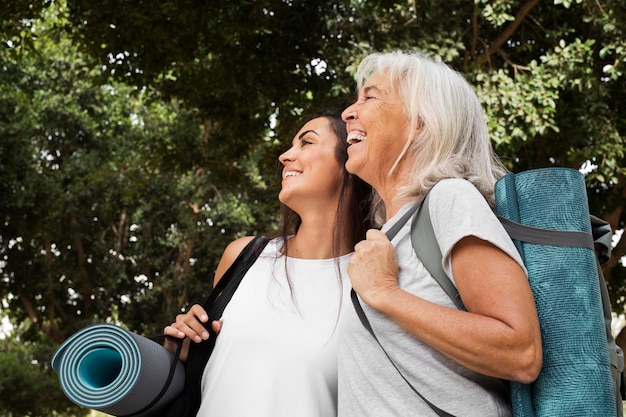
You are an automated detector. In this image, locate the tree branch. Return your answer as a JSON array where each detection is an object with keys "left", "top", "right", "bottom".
[
  {"left": 478, "top": 0, "right": 541, "bottom": 65},
  {"left": 19, "top": 292, "right": 39, "bottom": 326}
]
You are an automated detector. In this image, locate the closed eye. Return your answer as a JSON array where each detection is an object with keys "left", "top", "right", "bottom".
[
  {"left": 361, "top": 85, "right": 381, "bottom": 101},
  {"left": 297, "top": 129, "right": 319, "bottom": 147}
]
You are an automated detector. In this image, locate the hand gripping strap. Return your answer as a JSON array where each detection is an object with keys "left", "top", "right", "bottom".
[{"left": 351, "top": 195, "right": 455, "bottom": 417}]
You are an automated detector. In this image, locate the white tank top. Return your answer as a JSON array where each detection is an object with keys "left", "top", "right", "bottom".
[{"left": 197, "top": 238, "right": 351, "bottom": 417}]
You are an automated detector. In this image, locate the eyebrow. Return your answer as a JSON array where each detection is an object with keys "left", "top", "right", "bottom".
[
  {"left": 363, "top": 85, "right": 381, "bottom": 95},
  {"left": 298, "top": 129, "right": 320, "bottom": 141}
]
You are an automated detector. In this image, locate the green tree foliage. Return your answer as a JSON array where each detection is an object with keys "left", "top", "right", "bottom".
[
  {"left": 0, "top": 0, "right": 625, "bottom": 414},
  {"left": 0, "top": 3, "right": 280, "bottom": 346},
  {"left": 0, "top": 333, "right": 81, "bottom": 417}
]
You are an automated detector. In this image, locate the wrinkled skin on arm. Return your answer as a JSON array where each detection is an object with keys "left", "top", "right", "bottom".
[{"left": 349, "top": 229, "right": 542, "bottom": 383}]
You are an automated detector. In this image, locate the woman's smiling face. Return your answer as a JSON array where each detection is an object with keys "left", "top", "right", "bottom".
[
  {"left": 342, "top": 72, "right": 411, "bottom": 190},
  {"left": 277, "top": 117, "right": 344, "bottom": 212}
]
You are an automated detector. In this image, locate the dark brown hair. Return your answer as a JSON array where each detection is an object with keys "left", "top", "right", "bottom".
[{"left": 278, "top": 111, "right": 372, "bottom": 258}]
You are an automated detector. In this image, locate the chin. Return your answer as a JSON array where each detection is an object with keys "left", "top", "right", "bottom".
[
  {"left": 345, "top": 159, "right": 362, "bottom": 177},
  {"left": 278, "top": 190, "right": 288, "bottom": 205}
]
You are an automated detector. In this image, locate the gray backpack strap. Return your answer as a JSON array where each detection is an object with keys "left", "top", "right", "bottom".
[
  {"left": 497, "top": 216, "right": 594, "bottom": 249},
  {"left": 410, "top": 192, "right": 465, "bottom": 311},
  {"left": 411, "top": 193, "right": 599, "bottom": 312},
  {"left": 411, "top": 186, "right": 623, "bottom": 416}
]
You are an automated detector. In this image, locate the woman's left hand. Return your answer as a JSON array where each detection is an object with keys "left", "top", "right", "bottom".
[{"left": 348, "top": 229, "right": 400, "bottom": 310}]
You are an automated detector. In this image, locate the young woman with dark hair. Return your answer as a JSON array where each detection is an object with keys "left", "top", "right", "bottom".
[{"left": 164, "top": 112, "right": 372, "bottom": 417}]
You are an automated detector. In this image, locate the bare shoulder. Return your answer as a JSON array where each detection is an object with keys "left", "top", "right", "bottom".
[{"left": 213, "top": 236, "right": 257, "bottom": 287}]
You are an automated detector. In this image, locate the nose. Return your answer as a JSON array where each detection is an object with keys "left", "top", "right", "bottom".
[
  {"left": 279, "top": 147, "right": 295, "bottom": 165},
  {"left": 341, "top": 103, "right": 357, "bottom": 122}
]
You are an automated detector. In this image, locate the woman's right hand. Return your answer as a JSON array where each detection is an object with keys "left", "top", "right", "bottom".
[{"left": 163, "top": 304, "right": 223, "bottom": 362}]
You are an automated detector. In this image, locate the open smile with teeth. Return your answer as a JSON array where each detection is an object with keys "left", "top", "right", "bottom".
[
  {"left": 347, "top": 132, "right": 367, "bottom": 145},
  {"left": 283, "top": 171, "right": 302, "bottom": 178}
]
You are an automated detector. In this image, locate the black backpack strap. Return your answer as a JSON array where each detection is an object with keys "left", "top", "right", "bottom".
[{"left": 183, "top": 235, "right": 271, "bottom": 417}]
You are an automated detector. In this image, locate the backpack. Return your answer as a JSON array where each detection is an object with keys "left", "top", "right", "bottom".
[{"left": 412, "top": 167, "right": 624, "bottom": 417}]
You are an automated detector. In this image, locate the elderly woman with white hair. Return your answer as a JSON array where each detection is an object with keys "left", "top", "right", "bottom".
[{"left": 338, "top": 50, "right": 542, "bottom": 417}]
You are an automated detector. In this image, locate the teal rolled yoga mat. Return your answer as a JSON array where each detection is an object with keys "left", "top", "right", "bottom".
[
  {"left": 495, "top": 168, "right": 615, "bottom": 417},
  {"left": 52, "top": 323, "right": 184, "bottom": 417}
]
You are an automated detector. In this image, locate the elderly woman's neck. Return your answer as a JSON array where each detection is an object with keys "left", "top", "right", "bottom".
[
  {"left": 383, "top": 197, "right": 421, "bottom": 221},
  {"left": 375, "top": 172, "right": 418, "bottom": 221}
]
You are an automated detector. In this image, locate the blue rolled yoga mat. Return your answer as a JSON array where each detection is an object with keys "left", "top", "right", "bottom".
[
  {"left": 52, "top": 323, "right": 185, "bottom": 417},
  {"left": 495, "top": 167, "right": 615, "bottom": 417}
]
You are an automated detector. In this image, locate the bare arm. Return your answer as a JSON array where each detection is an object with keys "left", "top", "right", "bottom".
[
  {"left": 212, "top": 236, "right": 256, "bottom": 287},
  {"left": 349, "top": 230, "right": 542, "bottom": 383},
  {"left": 163, "top": 236, "right": 256, "bottom": 361}
]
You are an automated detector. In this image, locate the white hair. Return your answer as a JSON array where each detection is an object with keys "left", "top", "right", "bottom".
[{"left": 354, "top": 50, "right": 507, "bottom": 225}]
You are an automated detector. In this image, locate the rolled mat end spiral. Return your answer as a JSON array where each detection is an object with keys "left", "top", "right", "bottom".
[{"left": 52, "top": 323, "right": 185, "bottom": 417}]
